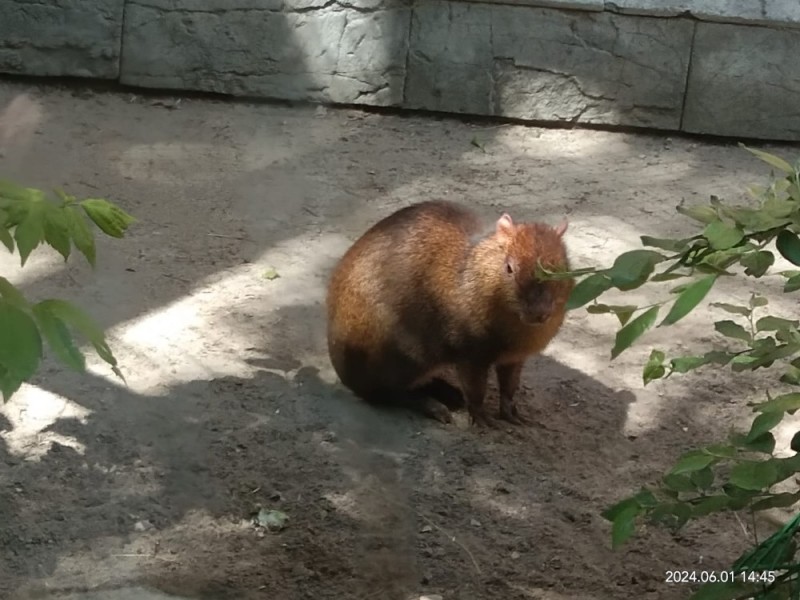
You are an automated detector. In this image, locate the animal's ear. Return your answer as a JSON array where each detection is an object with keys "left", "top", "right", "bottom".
[
  {"left": 555, "top": 219, "right": 568, "bottom": 237},
  {"left": 496, "top": 213, "right": 514, "bottom": 240}
]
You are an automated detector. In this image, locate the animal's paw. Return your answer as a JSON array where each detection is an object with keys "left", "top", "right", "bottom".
[
  {"left": 468, "top": 406, "right": 499, "bottom": 429},
  {"left": 498, "top": 403, "right": 530, "bottom": 426}
]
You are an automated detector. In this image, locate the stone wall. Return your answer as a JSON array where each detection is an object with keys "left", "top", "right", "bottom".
[{"left": 1, "top": 0, "right": 799, "bottom": 141}]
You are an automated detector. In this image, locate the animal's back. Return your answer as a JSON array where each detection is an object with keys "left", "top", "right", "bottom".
[{"left": 326, "top": 201, "right": 482, "bottom": 382}]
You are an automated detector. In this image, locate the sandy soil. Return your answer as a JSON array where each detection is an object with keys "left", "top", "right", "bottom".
[{"left": 1, "top": 79, "right": 799, "bottom": 600}]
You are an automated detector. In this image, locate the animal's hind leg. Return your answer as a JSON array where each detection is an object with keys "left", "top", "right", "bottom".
[
  {"left": 415, "top": 377, "right": 465, "bottom": 411},
  {"left": 338, "top": 343, "right": 454, "bottom": 423}
]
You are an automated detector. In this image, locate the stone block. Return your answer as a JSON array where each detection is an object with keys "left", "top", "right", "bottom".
[
  {"left": 466, "top": 0, "right": 603, "bottom": 11},
  {"left": 606, "top": 0, "right": 800, "bottom": 27},
  {"left": 120, "top": 0, "right": 411, "bottom": 106},
  {"left": 405, "top": 1, "right": 694, "bottom": 129},
  {"left": 683, "top": 22, "right": 800, "bottom": 141},
  {"left": 0, "top": 0, "right": 124, "bottom": 78}
]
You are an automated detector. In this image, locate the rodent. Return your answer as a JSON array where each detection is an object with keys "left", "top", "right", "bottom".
[{"left": 325, "top": 199, "right": 574, "bottom": 427}]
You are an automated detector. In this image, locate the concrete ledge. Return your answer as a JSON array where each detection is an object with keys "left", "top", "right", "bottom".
[{"left": 1, "top": 0, "right": 799, "bottom": 140}]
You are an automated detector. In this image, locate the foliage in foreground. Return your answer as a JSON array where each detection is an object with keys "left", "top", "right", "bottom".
[
  {"left": 0, "top": 180, "right": 135, "bottom": 402},
  {"left": 541, "top": 145, "right": 800, "bottom": 600}
]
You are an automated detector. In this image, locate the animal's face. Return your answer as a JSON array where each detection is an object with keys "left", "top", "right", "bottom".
[{"left": 496, "top": 215, "right": 573, "bottom": 325}]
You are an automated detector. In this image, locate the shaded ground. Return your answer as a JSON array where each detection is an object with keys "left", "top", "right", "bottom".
[{"left": 1, "top": 79, "right": 799, "bottom": 600}]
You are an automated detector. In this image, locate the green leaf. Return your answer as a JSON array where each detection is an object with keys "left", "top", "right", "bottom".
[
  {"left": 740, "top": 250, "right": 774, "bottom": 278},
  {"left": 785, "top": 274, "right": 800, "bottom": 293},
  {"left": 776, "top": 230, "right": 800, "bottom": 266},
  {"left": 743, "top": 432, "right": 776, "bottom": 454},
  {"left": 750, "top": 293, "right": 768, "bottom": 308},
  {"left": 714, "top": 320, "right": 751, "bottom": 343},
  {"left": 601, "top": 497, "right": 639, "bottom": 522},
  {"left": 781, "top": 365, "right": 800, "bottom": 386},
  {"left": 650, "top": 271, "right": 688, "bottom": 282},
  {"left": 690, "top": 467, "right": 714, "bottom": 490},
  {"left": 611, "top": 504, "right": 639, "bottom": 549},
  {"left": 747, "top": 412, "right": 784, "bottom": 443},
  {"left": 705, "top": 444, "right": 737, "bottom": 458},
  {"left": 754, "top": 392, "right": 800, "bottom": 414},
  {"left": 66, "top": 206, "right": 96, "bottom": 267},
  {"left": 677, "top": 202, "right": 718, "bottom": 225},
  {"left": 643, "top": 349, "right": 666, "bottom": 385},
  {"left": 31, "top": 303, "right": 86, "bottom": 372},
  {"left": 746, "top": 343, "right": 799, "bottom": 370},
  {"left": 0, "top": 179, "right": 34, "bottom": 202},
  {"left": 729, "top": 460, "right": 779, "bottom": 490},
  {"left": 81, "top": 198, "right": 136, "bottom": 238},
  {"left": 34, "top": 299, "right": 121, "bottom": 378},
  {"left": 0, "top": 211, "right": 13, "bottom": 252},
  {"left": 0, "top": 276, "right": 28, "bottom": 309},
  {"left": 710, "top": 302, "right": 751, "bottom": 317},
  {"left": 605, "top": 250, "right": 665, "bottom": 291},
  {"left": 662, "top": 473, "right": 696, "bottom": 492},
  {"left": 659, "top": 275, "right": 717, "bottom": 327},
  {"left": 42, "top": 205, "right": 72, "bottom": 261},
  {"left": 669, "top": 355, "right": 709, "bottom": 373},
  {"left": 751, "top": 491, "right": 800, "bottom": 511},
  {"left": 262, "top": 267, "right": 280, "bottom": 281},
  {"left": 691, "top": 495, "right": 731, "bottom": 517},
  {"left": 640, "top": 236, "right": 692, "bottom": 252},
  {"left": 586, "top": 304, "right": 638, "bottom": 326},
  {"left": 13, "top": 199, "right": 45, "bottom": 266},
  {"left": 689, "top": 581, "right": 752, "bottom": 600},
  {"left": 770, "top": 455, "right": 800, "bottom": 485},
  {"left": 703, "top": 221, "right": 744, "bottom": 250},
  {"left": 648, "top": 502, "right": 692, "bottom": 529},
  {"left": 567, "top": 273, "right": 613, "bottom": 310},
  {"left": 669, "top": 450, "right": 716, "bottom": 475},
  {"left": 611, "top": 306, "right": 659, "bottom": 359},
  {"left": 0, "top": 300, "right": 43, "bottom": 400},
  {"left": 756, "top": 316, "right": 799, "bottom": 332},
  {"left": 741, "top": 144, "right": 795, "bottom": 173}
]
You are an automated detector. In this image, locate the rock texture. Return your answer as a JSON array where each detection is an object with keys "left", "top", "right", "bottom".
[
  {"left": 406, "top": 2, "right": 694, "bottom": 129},
  {"left": 0, "top": 0, "right": 124, "bottom": 78},
  {"left": 682, "top": 22, "right": 800, "bottom": 140},
  {"left": 605, "top": 0, "right": 800, "bottom": 27},
  {"left": 2, "top": 0, "right": 800, "bottom": 140},
  {"left": 120, "top": 0, "right": 411, "bottom": 106}
]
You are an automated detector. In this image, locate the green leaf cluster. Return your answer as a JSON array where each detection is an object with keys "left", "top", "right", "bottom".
[
  {"left": 0, "top": 180, "right": 134, "bottom": 402},
  {"left": 556, "top": 148, "right": 800, "bottom": 600}
]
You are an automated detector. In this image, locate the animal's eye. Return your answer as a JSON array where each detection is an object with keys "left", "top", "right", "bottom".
[{"left": 506, "top": 261, "right": 514, "bottom": 274}]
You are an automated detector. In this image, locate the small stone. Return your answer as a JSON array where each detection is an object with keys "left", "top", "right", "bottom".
[
  {"left": 470, "top": 518, "right": 481, "bottom": 528},
  {"left": 494, "top": 482, "right": 513, "bottom": 494},
  {"left": 420, "top": 525, "right": 433, "bottom": 533},
  {"left": 419, "top": 595, "right": 443, "bottom": 600},
  {"left": 510, "top": 551, "right": 521, "bottom": 559},
  {"left": 314, "top": 105, "right": 328, "bottom": 117},
  {"left": 133, "top": 520, "right": 153, "bottom": 532}
]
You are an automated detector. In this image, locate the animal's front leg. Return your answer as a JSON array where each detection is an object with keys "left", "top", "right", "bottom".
[{"left": 495, "top": 362, "right": 528, "bottom": 425}]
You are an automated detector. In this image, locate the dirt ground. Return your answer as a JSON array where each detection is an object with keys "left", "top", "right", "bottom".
[{"left": 1, "top": 79, "right": 800, "bottom": 600}]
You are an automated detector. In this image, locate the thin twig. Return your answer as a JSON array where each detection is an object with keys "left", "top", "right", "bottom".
[
  {"left": 161, "top": 273, "right": 190, "bottom": 283},
  {"left": 208, "top": 232, "right": 246, "bottom": 240},
  {"left": 733, "top": 511, "right": 751, "bottom": 540}
]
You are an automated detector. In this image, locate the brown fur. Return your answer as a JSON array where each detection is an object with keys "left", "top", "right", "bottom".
[{"left": 325, "top": 200, "right": 574, "bottom": 426}]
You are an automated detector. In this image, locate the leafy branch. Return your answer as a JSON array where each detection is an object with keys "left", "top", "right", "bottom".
[
  {"left": 0, "top": 180, "right": 135, "bottom": 402},
  {"left": 539, "top": 146, "right": 800, "bottom": 600}
]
